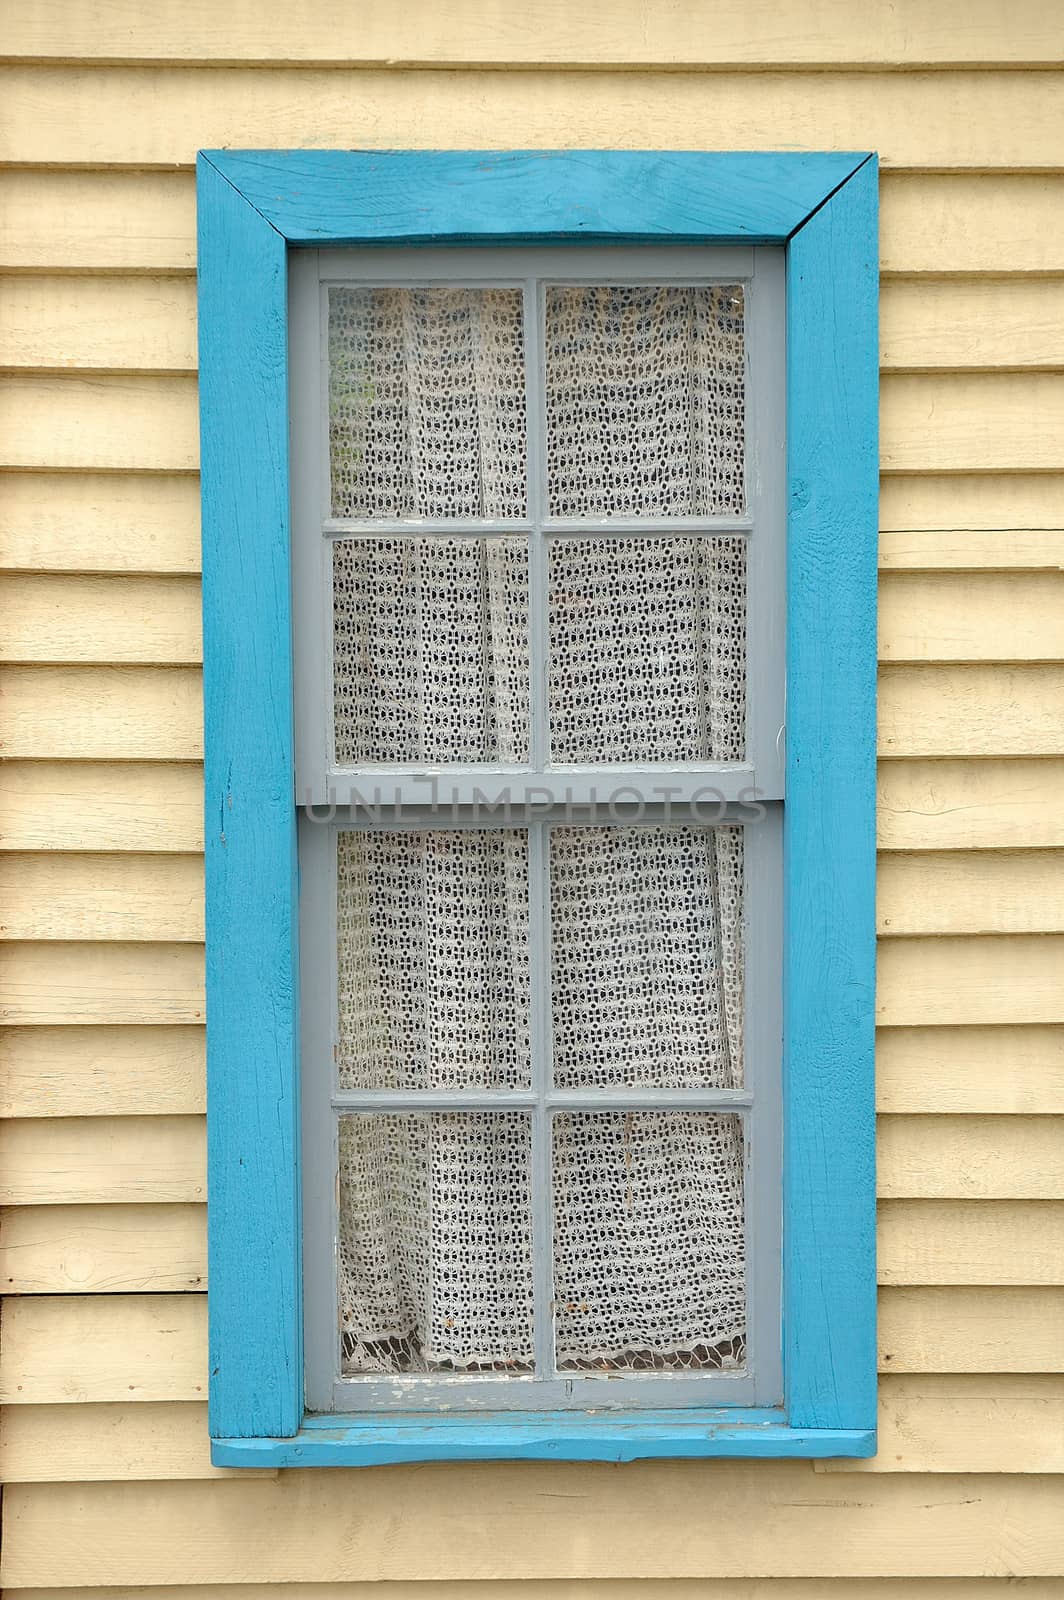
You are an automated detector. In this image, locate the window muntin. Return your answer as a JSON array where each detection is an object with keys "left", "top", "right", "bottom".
[{"left": 293, "top": 245, "right": 785, "bottom": 1414}]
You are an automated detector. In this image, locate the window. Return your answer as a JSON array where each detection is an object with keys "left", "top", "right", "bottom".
[
  {"left": 198, "top": 150, "right": 878, "bottom": 1466},
  {"left": 294, "top": 247, "right": 784, "bottom": 1413}
]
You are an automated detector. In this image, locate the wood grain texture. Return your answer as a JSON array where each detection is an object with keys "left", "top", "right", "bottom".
[
  {"left": 0, "top": 574, "right": 202, "bottom": 663},
  {"left": 0, "top": 375, "right": 198, "bottom": 472},
  {"left": 7, "top": 0, "right": 1063, "bottom": 65},
  {"left": 878, "top": 572, "right": 1064, "bottom": 663},
  {"left": 879, "top": 529, "right": 1064, "bottom": 571},
  {"left": 876, "top": 1025, "right": 1064, "bottom": 1114},
  {"left": 881, "top": 373, "right": 1064, "bottom": 473},
  {"left": 0, "top": 1203, "right": 206, "bottom": 1293},
  {"left": 0, "top": 471, "right": 200, "bottom": 574},
  {"left": 3, "top": 1468, "right": 1063, "bottom": 1586},
  {"left": 877, "top": 1200, "right": 1064, "bottom": 1285},
  {"left": 0, "top": 1401, "right": 269, "bottom": 1482},
  {"left": 1, "top": 68, "right": 1060, "bottom": 171},
  {"left": 877, "top": 1116, "right": 1064, "bottom": 1198},
  {"left": 876, "top": 851, "right": 1064, "bottom": 935},
  {"left": 0, "top": 1025, "right": 205, "bottom": 1117},
  {"left": 818, "top": 1375, "right": 1064, "bottom": 1473},
  {"left": 0, "top": 853, "right": 204, "bottom": 940},
  {"left": 0, "top": 942, "right": 204, "bottom": 1025},
  {"left": 877, "top": 761, "right": 1064, "bottom": 851},
  {"left": 878, "top": 666, "right": 1064, "bottom": 758},
  {"left": 878, "top": 1286, "right": 1064, "bottom": 1371},
  {"left": 877, "top": 936, "right": 1064, "bottom": 1026},
  {"left": 0, "top": 1294, "right": 207, "bottom": 1402},
  {"left": 0, "top": 761, "right": 204, "bottom": 853},
  {"left": 0, "top": 276, "right": 197, "bottom": 373},
  {"left": 9, "top": 1587, "right": 1064, "bottom": 1600},
  {"left": 880, "top": 280, "right": 1064, "bottom": 371},
  {"left": 879, "top": 473, "right": 1064, "bottom": 532},
  {"left": 0, "top": 1116, "right": 205, "bottom": 1203},
  {"left": 0, "top": 666, "right": 202, "bottom": 759}
]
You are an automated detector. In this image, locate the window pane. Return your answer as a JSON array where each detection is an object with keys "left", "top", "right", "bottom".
[
  {"left": 333, "top": 536, "right": 529, "bottom": 765},
  {"left": 545, "top": 284, "right": 744, "bottom": 518},
  {"left": 329, "top": 286, "right": 527, "bottom": 520},
  {"left": 552, "top": 1111, "right": 745, "bottom": 1373},
  {"left": 339, "top": 1112, "right": 534, "bottom": 1375},
  {"left": 548, "top": 536, "right": 746, "bottom": 763},
  {"left": 337, "top": 829, "right": 531, "bottom": 1091},
  {"left": 550, "top": 824, "right": 743, "bottom": 1089}
]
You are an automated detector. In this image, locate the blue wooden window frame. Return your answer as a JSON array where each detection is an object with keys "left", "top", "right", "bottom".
[{"left": 198, "top": 149, "right": 878, "bottom": 1469}]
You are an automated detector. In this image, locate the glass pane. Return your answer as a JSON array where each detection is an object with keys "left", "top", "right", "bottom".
[
  {"left": 339, "top": 1112, "right": 534, "bottom": 1375},
  {"left": 333, "top": 536, "right": 529, "bottom": 765},
  {"left": 329, "top": 286, "right": 527, "bottom": 520},
  {"left": 552, "top": 1111, "right": 745, "bottom": 1373},
  {"left": 545, "top": 284, "right": 744, "bottom": 518},
  {"left": 548, "top": 536, "right": 746, "bottom": 763},
  {"left": 337, "top": 829, "right": 531, "bottom": 1091},
  {"left": 550, "top": 824, "right": 743, "bottom": 1089}
]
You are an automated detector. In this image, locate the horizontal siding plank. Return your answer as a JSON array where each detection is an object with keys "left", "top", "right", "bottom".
[
  {"left": 879, "top": 473, "right": 1064, "bottom": 532},
  {"left": 0, "top": 275, "right": 197, "bottom": 373},
  {"left": 0, "top": 1025, "right": 205, "bottom": 1117},
  {"left": 2, "top": 68, "right": 1062, "bottom": 171},
  {"left": 8, "top": 1588, "right": 1064, "bottom": 1600},
  {"left": 8, "top": 277, "right": 1063, "bottom": 377},
  {"left": 0, "top": 854, "right": 204, "bottom": 940},
  {"left": 877, "top": 761, "right": 1064, "bottom": 851},
  {"left": 818, "top": 1374, "right": 1064, "bottom": 1474},
  {"left": 0, "top": 761, "right": 204, "bottom": 853},
  {"left": 4, "top": 1288, "right": 1054, "bottom": 1410},
  {"left": 0, "top": 472, "right": 200, "bottom": 574},
  {"left": 0, "top": 667, "right": 203, "bottom": 759},
  {"left": 876, "top": 851, "right": 1064, "bottom": 935},
  {"left": 0, "top": 1116, "right": 205, "bottom": 1203},
  {"left": 0, "top": 171, "right": 197, "bottom": 272},
  {"left": 878, "top": 666, "right": 1064, "bottom": 758},
  {"left": 876, "top": 1025, "right": 1064, "bottom": 1114},
  {"left": 879, "top": 175, "right": 1064, "bottom": 276},
  {"left": 880, "top": 279, "right": 1064, "bottom": 371},
  {"left": 879, "top": 529, "right": 1064, "bottom": 571},
  {"left": 0, "top": 942, "right": 204, "bottom": 1025},
  {"left": 0, "top": 1294, "right": 207, "bottom": 1402},
  {"left": 877, "top": 1116, "right": 1064, "bottom": 1198},
  {"left": 882, "top": 373, "right": 1064, "bottom": 474},
  {"left": 878, "top": 1286, "right": 1064, "bottom": 1371},
  {"left": 7, "top": 0, "right": 1063, "bottom": 65},
  {"left": 6, "top": 171, "right": 1062, "bottom": 278},
  {"left": 0, "top": 1203, "right": 205, "bottom": 1293},
  {"left": 878, "top": 935, "right": 1064, "bottom": 1027},
  {"left": 0, "top": 1401, "right": 270, "bottom": 1482},
  {"left": 10, "top": 371, "right": 1061, "bottom": 479},
  {"left": 878, "top": 572, "right": 1064, "bottom": 663},
  {"left": 0, "top": 375, "right": 198, "bottom": 472},
  {"left": 4, "top": 1470, "right": 1063, "bottom": 1585},
  {"left": 5, "top": 1197, "right": 1059, "bottom": 1295},
  {"left": 877, "top": 1199, "right": 1064, "bottom": 1285},
  {"left": 0, "top": 574, "right": 202, "bottom": 663}
]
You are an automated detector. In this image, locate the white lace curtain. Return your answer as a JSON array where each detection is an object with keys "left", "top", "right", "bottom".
[{"left": 328, "top": 285, "right": 748, "bottom": 1376}]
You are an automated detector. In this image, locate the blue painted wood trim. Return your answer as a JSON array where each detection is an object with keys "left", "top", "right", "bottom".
[
  {"left": 197, "top": 148, "right": 879, "bottom": 1460},
  {"left": 203, "top": 149, "right": 866, "bottom": 245},
  {"left": 198, "top": 153, "right": 303, "bottom": 1438},
  {"left": 784, "top": 155, "right": 879, "bottom": 1432},
  {"left": 213, "top": 1416, "right": 876, "bottom": 1468}
]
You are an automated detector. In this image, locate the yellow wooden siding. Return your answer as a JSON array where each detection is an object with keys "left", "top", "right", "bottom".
[{"left": 1, "top": 14, "right": 1062, "bottom": 1598}]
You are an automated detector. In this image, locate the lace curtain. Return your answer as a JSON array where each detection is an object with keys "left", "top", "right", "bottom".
[{"left": 328, "top": 284, "right": 747, "bottom": 1377}]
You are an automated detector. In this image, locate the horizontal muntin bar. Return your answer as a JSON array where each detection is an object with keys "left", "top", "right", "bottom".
[
  {"left": 322, "top": 517, "right": 752, "bottom": 539},
  {"left": 304, "top": 768, "right": 777, "bottom": 815},
  {"left": 333, "top": 1089, "right": 752, "bottom": 1112}
]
